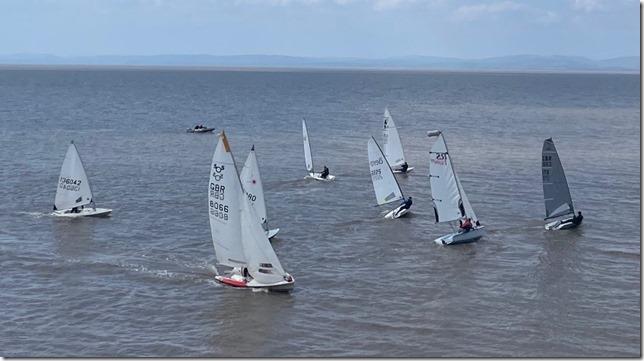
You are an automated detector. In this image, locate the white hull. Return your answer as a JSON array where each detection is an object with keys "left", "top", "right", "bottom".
[
  {"left": 384, "top": 205, "right": 410, "bottom": 219},
  {"left": 545, "top": 217, "right": 580, "bottom": 230},
  {"left": 186, "top": 127, "right": 215, "bottom": 133},
  {"left": 392, "top": 166, "right": 414, "bottom": 174},
  {"left": 306, "top": 172, "right": 336, "bottom": 181},
  {"left": 266, "top": 228, "right": 280, "bottom": 239},
  {"left": 215, "top": 273, "right": 294, "bottom": 292},
  {"left": 52, "top": 207, "right": 112, "bottom": 218},
  {"left": 434, "top": 226, "right": 485, "bottom": 245}
]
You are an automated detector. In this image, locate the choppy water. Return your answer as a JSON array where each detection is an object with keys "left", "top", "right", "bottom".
[{"left": 0, "top": 68, "right": 640, "bottom": 357}]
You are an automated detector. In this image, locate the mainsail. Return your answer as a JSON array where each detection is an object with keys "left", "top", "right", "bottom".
[
  {"left": 542, "top": 138, "right": 574, "bottom": 220},
  {"left": 429, "top": 134, "right": 463, "bottom": 223},
  {"left": 240, "top": 145, "right": 268, "bottom": 227},
  {"left": 382, "top": 108, "right": 406, "bottom": 168},
  {"left": 368, "top": 137, "right": 404, "bottom": 205},
  {"left": 302, "top": 118, "right": 314, "bottom": 173},
  {"left": 54, "top": 142, "right": 93, "bottom": 210},
  {"left": 208, "top": 131, "right": 246, "bottom": 268}
]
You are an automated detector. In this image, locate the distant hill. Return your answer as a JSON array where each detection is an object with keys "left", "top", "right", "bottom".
[{"left": 0, "top": 53, "right": 638, "bottom": 72}]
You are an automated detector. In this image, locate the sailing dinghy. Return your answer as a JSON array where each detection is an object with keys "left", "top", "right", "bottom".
[
  {"left": 51, "top": 141, "right": 112, "bottom": 218},
  {"left": 542, "top": 138, "right": 582, "bottom": 230},
  {"left": 368, "top": 137, "right": 411, "bottom": 219},
  {"left": 428, "top": 131, "right": 485, "bottom": 245},
  {"left": 240, "top": 145, "right": 280, "bottom": 239},
  {"left": 383, "top": 108, "right": 413, "bottom": 174},
  {"left": 302, "top": 118, "right": 336, "bottom": 181},
  {"left": 209, "top": 131, "right": 294, "bottom": 291}
]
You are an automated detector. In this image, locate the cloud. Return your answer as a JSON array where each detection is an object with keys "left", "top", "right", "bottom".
[
  {"left": 571, "top": 0, "right": 605, "bottom": 12},
  {"left": 452, "top": 1, "right": 524, "bottom": 21}
]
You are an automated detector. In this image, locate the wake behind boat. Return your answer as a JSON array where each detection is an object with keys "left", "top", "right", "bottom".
[
  {"left": 383, "top": 108, "right": 413, "bottom": 174},
  {"left": 209, "top": 131, "right": 294, "bottom": 292},
  {"left": 542, "top": 138, "right": 583, "bottom": 230},
  {"left": 51, "top": 141, "right": 112, "bottom": 218},
  {"left": 367, "top": 137, "right": 411, "bottom": 219},
  {"left": 240, "top": 145, "right": 280, "bottom": 239},
  {"left": 427, "top": 131, "right": 485, "bottom": 245},
  {"left": 302, "top": 118, "right": 336, "bottom": 181}
]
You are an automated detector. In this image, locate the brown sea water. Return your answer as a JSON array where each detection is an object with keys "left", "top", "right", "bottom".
[{"left": 0, "top": 68, "right": 639, "bottom": 357}]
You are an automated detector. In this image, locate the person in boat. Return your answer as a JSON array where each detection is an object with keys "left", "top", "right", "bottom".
[
  {"left": 70, "top": 206, "right": 80, "bottom": 213},
  {"left": 460, "top": 217, "right": 473, "bottom": 232},
  {"left": 475, "top": 220, "right": 481, "bottom": 227},
  {"left": 571, "top": 211, "right": 583, "bottom": 226},
  {"left": 394, "top": 196, "right": 412, "bottom": 216},
  {"left": 53, "top": 205, "right": 58, "bottom": 211},
  {"left": 399, "top": 162, "right": 409, "bottom": 173},
  {"left": 320, "top": 165, "right": 329, "bottom": 179}
]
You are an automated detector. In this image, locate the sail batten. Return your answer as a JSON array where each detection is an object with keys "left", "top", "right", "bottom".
[
  {"left": 382, "top": 108, "right": 407, "bottom": 167},
  {"left": 542, "top": 138, "right": 575, "bottom": 219},
  {"left": 54, "top": 142, "right": 93, "bottom": 210},
  {"left": 368, "top": 137, "right": 404, "bottom": 206}
]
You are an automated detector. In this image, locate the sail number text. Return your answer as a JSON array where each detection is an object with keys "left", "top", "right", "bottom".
[{"left": 58, "top": 177, "right": 82, "bottom": 192}]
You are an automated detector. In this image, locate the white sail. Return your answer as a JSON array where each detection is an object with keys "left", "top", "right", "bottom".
[
  {"left": 382, "top": 108, "right": 406, "bottom": 168},
  {"left": 368, "top": 137, "right": 404, "bottom": 205},
  {"left": 240, "top": 145, "right": 268, "bottom": 226},
  {"left": 542, "top": 138, "right": 575, "bottom": 220},
  {"left": 54, "top": 142, "right": 93, "bottom": 210},
  {"left": 208, "top": 132, "right": 246, "bottom": 268},
  {"left": 302, "top": 118, "right": 314, "bottom": 173},
  {"left": 429, "top": 134, "right": 463, "bottom": 223},
  {"left": 240, "top": 192, "right": 288, "bottom": 285},
  {"left": 456, "top": 177, "right": 478, "bottom": 222}
]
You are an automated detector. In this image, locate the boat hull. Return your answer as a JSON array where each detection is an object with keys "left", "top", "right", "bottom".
[
  {"left": 186, "top": 127, "right": 215, "bottom": 133},
  {"left": 306, "top": 172, "right": 336, "bottom": 181},
  {"left": 434, "top": 226, "right": 486, "bottom": 245},
  {"left": 392, "top": 166, "right": 414, "bottom": 174},
  {"left": 52, "top": 207, "right": 112, "bottom": 218},
  {"left": 384, "top": 205, "right": 410, "bottom": 219},
  {"left": 215, "top": 274, "right": 295, "bottom": 292},
  {"left": 266, "top": 228, "right": 280, "bottom": 239},
  {"left": 545, "top": 217, "right": 581, "bottom": 230}
]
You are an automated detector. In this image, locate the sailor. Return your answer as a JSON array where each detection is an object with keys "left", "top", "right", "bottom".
[
  {"left": 71, "top": 206, "right": 80, "bottom": 213},
  {"left": 460, "top": 217, "right": 473, "bottom": 232},
  {"left": 572, "top": 211, "right": 583, "bottom": 226},
  {"left": 320, "top": 165, "right": 329, "bottom": 179},
  {"left": 395, "top": 196, "right": 412, "bottom": 217},
  {"left": 399, "top": 162, "right": 409, "bottom": 173},
  {"left": 242, "top": 267, "right": 250, "bottom": 279},
  {"left": 53, "top": 205, "right": 58, "bottom": 211}
]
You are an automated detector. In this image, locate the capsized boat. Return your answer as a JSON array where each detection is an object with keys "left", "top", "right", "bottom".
[
  {"left": 51, "top": 141, "right": 112, "bottom": 218},
  {"left": 240, "top": 145, "right": 280, "bottom": 239},
  {"left": 367, "top": 137, "right": 411, "bottom": 219},
  {"left": 427, "top": 131, "right": 485, "bottom": 245},
  {"left": 209, "top": 131, "right": 294, "bottom": 291},
  {"left": 383, "top": 108, "right": 414, "bottom": 174},
  {"left": 302, "top": 118, "right": 336, "bottom": 181},
  {"left": 542, "top": 138, "right": 583, "bottom": 230}
]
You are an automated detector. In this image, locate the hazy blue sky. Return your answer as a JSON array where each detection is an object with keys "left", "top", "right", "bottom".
[{"left": 0, "top": 0, "right": 637, "bottom": 59}]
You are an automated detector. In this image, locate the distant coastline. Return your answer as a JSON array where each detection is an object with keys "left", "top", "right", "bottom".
[{"left": 0, "top": 54, "right": 638, "bottom": 73}]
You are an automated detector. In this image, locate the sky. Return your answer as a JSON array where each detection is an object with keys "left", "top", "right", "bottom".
[{"left": 0, "top": 0, "right": 638, "bottom": 59}]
